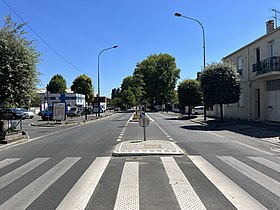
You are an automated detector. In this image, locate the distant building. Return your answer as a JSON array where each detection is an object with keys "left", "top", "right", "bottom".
[
  {"left": 210, "top": 20, "right": 280, "bottom": 122},
  {"left": 37, "top": 88, "right": 86, "bottom": 110}
]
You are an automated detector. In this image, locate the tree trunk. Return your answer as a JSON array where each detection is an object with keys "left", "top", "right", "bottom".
[
  {"left": 220, "top": 103, "right": 224, "bottom": 122},
  {"left": 188, "top": 105, "right": 191, "bottom": 117}
]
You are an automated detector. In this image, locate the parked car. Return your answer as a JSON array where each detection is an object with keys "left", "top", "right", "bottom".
[
  {"left": 18, "top": 108, "right": 34, "bottom": 119},
  {"left": 81, "top": 107, "right": 93, "bottom": 115},
  {"left": 0, "top": 108, "right": 26, "bottom": 120},
  {"left": 191, "top": 106, "right": 204, "bottom": 115},
  {"left": 67, "top": 107, "right": 81, "bottom": 117},
  {"left": 41, "top": 105, "right": 53, "bottom": 121}
]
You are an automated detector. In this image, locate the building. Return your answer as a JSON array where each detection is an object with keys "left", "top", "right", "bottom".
[
  {"left": 214, "top": 20, "right": 280, "bottom": 122},
  {"left": 37, "top": 88, "right": 86, "bottom": 110}
]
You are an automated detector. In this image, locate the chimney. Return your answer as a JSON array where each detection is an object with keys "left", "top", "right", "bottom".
[{"left": 266, "top": 20, "right": 275, "bottom": 33}]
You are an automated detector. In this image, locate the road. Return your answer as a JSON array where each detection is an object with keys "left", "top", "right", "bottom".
[{"left": 0, "top": 112, "right": 279, "bottom": 209}]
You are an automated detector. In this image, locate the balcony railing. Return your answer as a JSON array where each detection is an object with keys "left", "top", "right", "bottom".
[{"left": 252, "top": 56, "right": 280, "bottom": 75}]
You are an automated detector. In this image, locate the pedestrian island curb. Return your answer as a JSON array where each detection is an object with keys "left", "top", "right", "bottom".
[{"left": 112, "top": 140, "right": 184, "bottom": 156}]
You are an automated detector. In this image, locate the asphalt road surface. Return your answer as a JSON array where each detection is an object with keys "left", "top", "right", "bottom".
[{"left": 0, "top": 112, "right": 279, "bottom": 209}]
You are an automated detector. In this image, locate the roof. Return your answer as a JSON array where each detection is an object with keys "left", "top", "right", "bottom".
[{"left": 223, "top": 26, "right": 280, "bottom": 60}]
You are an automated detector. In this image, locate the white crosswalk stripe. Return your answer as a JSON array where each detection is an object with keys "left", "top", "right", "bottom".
[
  {"left": 189, "top": 156, "right": 267, "bottom": 210},
  {"left": 0, "top": 158, "right": 49, "bottom": 190},
  {"left": 0, "top": 157, "right": 80, "bottom": 210},
  {"left": 0, "top": 158, "right": 20, "bottom": 169},
  {"left": 161, "top": 157, "right": 206, "bottom": 210},
  {"left": 249, "top": 157, "right": 280, "bottom": 172},
  {"left": 0, "top": 155, "right": 279, "bottom": 209},
  {"left": 57, "top": 157, "right": 110, "bottom": 210},
  {"left": 114, "top": 162, "right": 139, "bottom": 210},
  {"left": 218, "top": 156, "right": 280, "bottom": 197}
]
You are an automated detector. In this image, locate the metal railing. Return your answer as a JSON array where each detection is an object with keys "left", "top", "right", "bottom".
[{"left": 252, "top": 56, "right": 280, "bottom": 75}]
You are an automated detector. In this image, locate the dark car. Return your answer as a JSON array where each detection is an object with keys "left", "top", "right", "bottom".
[
  {"left": 67, "top": 107, "right": 81, "bottom": 117},
  {"left": 0, "top": 108, "right": 26, "bottom": 120},
  {"left": 41, "top": 105, "right": 53, "bottom": 121}
]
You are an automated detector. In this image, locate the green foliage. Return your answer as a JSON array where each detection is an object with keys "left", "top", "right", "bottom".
[
  {"left": 0, "top": 15, "right": 41, "bottom": 107},
  {"left": 111, "top": 97, "right": 122, "bottom": 107},
  {"left": 46, "top": 74, "right": 67, "bottom": 93},
  {"left": 133, "top": 53, "right": 180, "bottom": 107},
  {"left": 71, "top": 74, "right": 94, "bottom": 104},
  {"left": 111, "top": 88, "right": 121, "bottom": 100},
  {"left": 201, "top": 61, "right": 241, "bottom": 121},
  {"left": 178, "top": 79, "right": 202, "bottom": 114},
  {"left": 30, "top": 92, "right": 42, "bottom": 107},
  {"left": 121, "top": 88, "right": 136, "bottom": 108}
]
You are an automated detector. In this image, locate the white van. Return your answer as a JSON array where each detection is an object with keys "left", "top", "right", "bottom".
[{"left": 191, "top": 106, "right": 204, "bottom": 115}]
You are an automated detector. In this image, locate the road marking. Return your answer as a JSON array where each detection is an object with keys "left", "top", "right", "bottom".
[
  {"left": 208, "top": 131, "right": 224, "bottom": 138},
  {"left": 57, "top": 157, "right": 110, "bottom": 210},
  {"left": 0, "top": 158, "right": 49, "bottom": 190},
  {"left": 117, "top": 139, "right": 122, "bottom": 142},
  {"left": 0, "top": 157, "right": 80, "bottom": 210},
  {"left": 237, "top": 142, "right": 275, "bottom": 155},
  {"left": 189, "top": 156, "right": 266, "bottom": 210},
  {"left": 114, "top": 162, "right": 139, "bottom": 210},
  {"left": 249, "top": 157, "right": 280, "bottom": 172},
  {"left": 0, "top": 158, "right": 20, "bottom": 169},
  {"left": 218, "top": 156, "right": 280, "bottom": 197},
  {"left": 161, "top": 157, "right": 206, "bottom": 210}
]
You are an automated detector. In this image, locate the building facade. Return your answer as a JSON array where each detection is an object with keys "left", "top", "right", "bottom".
[
  {"left": 216, "top": 20, "right": 280, "bottom": 122},
  {"left": 37, "top": 89, "right": 86, "bottom": 110}
]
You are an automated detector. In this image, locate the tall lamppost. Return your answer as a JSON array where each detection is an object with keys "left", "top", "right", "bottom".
[
  {"left": 175, "top": 12, "right": 207, "bottom": 121},
  {"left": 97, "top": 45, "right": 118, "bottom": 117}
]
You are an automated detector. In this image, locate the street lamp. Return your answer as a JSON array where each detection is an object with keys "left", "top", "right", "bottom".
[
  {"left": 97, "top": 45, "right": 118, "bottom": 117},
  {"left": 175, "top": 12, "right": 207, "bottom": 121}
]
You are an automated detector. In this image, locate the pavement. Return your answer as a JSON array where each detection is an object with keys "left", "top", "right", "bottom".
[{"left": 2, "top": 111, "right": 280, "bottom": 156}]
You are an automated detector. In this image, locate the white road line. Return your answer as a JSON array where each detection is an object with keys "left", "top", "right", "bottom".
[
  {"left": 218, "top": 156, "right": 280, "bottom": 197},
  {"left": 0, "top": 158, "right": 49, "bottom": 190},
  {"left": 0, "top": 157, "right": 80, "bottom": 210},
  {"left": 237, "top": 142, "right": 275, "bottom": 156},
  {"left": 189, "top": 156, "right": 266, "bottom": 210},
  {"left": 169, "top": 138, "right": 174, "bottom": 141},
  {"left": 114, "top": 162, "right": 139, "bottom": 210},
  {"left": 117, "top": 139, "right": 122, "bottom": 142},
  {"left": 161, "top": 157, "right": 206, "bottom": 210},
  {"left": 207, "top": 131, "right": 224, "bottom": 138},
  {"left": 57, "top": 157, "right": 110, "bottom": 210},
  {"left": 249, "top": 157, "right": 280, "bottom": 172},
  {"left": 0, "top": 158, "right": 20, "bottom": 169}
]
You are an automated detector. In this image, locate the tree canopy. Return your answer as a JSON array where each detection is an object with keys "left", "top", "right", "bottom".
[
  {"left": 201, "top": 61, "right": 241, "bottom": 121},
  {"left": 46, "top": 74, "right": 67, "bottom": 94},
  {"left": 71, "top": 74, "right": 94, "bottom": 104},
  {"left": 177, "top": 79, "right": 202, "bottom": 116},
  {"left": 133, "top": 53, "right": 180, "bottom": 107},
  {"left": 0, "top": 15, "right": 40, "bottom": 107}
]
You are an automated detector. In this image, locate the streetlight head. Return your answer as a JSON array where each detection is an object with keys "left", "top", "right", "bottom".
[
  {"left": 113, "top": 45, "right": 118, "bottom": 48},
  {"left": 175, "top": 13, "right": 182, "bottom": 17}
]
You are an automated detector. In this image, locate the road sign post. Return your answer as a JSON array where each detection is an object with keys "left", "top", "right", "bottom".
[{"left": 139, "top": 115, "right": 149, "bottom": 141}]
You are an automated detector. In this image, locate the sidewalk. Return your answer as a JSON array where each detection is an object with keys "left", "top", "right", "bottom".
[
  {"left": 31, "top": 112, "right": 114, "bottom": 127},
  {"left": 190, "top": 116, "right": 280, "bottom": 145}
]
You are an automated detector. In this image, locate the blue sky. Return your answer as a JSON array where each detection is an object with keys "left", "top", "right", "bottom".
[{"left": 0, "top": 0, "right": 279, "bottom": 97}]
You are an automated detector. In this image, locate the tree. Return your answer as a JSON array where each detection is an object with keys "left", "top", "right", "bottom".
[
  {"left": 46, "top": 74, "right": 67, "bottom": 94},
  {"left": 71, "top": 74, "right": 94, "bottom": 104},
  {"left": 0, "top": 15, "right": 40, "bottom": 107},
  {"left": 111, "top": 88, "right": 121, "bottom": 100},
  {"left": 121, "top": 88, "right": 136, "bottom": 109},
  {"left": 200, "top": 61, "right": 241, "bottom": 122},
  {"left": 178, "top": 79, "right": 202, "bottom": 116},
  {"left": 133, "top": 54, "right": 180, "bottom": 108},
  {"left": 30, "top": 92, "right": 42, "bottom": 107}
]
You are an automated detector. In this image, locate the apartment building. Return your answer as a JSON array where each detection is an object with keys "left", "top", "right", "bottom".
[{"left": 217, "top": 20, "right": 280, "bottom": 122}]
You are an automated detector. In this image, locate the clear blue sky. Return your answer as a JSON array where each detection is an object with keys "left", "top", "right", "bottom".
[{"left": 0, "top": 0, "right": 279, "bottom": 97}]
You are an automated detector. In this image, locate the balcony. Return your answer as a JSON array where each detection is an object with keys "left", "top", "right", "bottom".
[{"left": 252, "top": 56, "right": 280, "bottom": 79}]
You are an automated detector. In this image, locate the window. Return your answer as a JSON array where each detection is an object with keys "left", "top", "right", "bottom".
[
  {"left": 255, "top": 47, "right": 260, "bottom": 63},
  {"left": 237, "top": 56, "right": 243, "bottom": 76},
  {"left": 269, "top": 41, "right": 275, "bottom": 57},
  {"left": 238, "top": 89, "right": 244, "bottom": 107}
]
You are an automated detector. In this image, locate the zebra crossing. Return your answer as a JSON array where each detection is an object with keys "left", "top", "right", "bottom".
[{"left": 0, "top": 155, "right": 279, "bottom": 209}]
